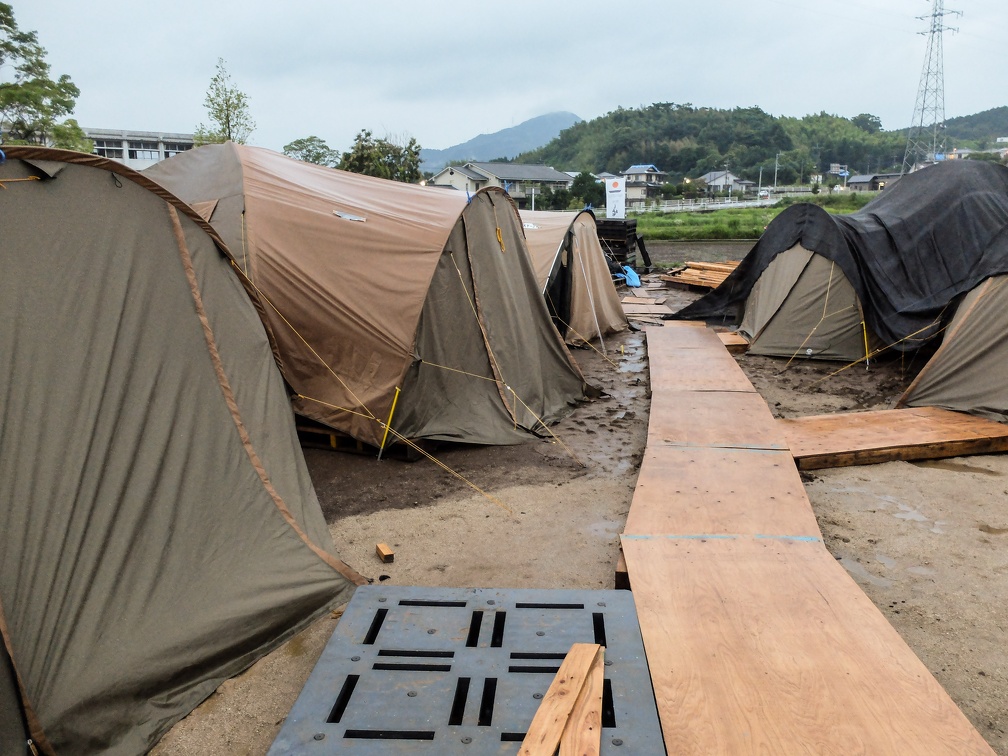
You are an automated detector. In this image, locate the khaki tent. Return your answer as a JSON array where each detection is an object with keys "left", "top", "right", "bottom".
[
  {"left": 0, "top": 148, "right": 361, "bottom": 755},
  {"left": 521, "top": 209, "right": 628, "bottom": 347},
  {"left": 899, "top": 273, "right": 1008, "bottom": 418},
  {"left": 738, "top": 242, "right": 876, "bottom": 361},
  {"left": 145, "top": 144, "right": 587, "bottom": 448}
]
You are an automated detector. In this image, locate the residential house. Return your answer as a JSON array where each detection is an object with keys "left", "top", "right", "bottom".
[
  {"left": 621, "top": 164, "right": 668, "bottom": 208},
  {"left": 86, "top": 128, "right": 194, "bottom": 170},
  {"left": 429, "top": 162, "right": 574, "bottom": 207},
  {"left": 846, "top": 173, "right": 901, "bottom": 192},
  {"left": 697, "top": 170, "right": 747, "bottom": 195}
]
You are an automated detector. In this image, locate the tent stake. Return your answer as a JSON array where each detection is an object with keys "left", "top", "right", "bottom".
[{"left": 377, "top": 387, "right": 401, "bottom": 461}]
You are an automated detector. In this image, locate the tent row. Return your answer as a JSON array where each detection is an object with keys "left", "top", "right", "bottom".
[
  {"left": 675, "top": 160, "right": 1008, "bottom": 420},
  {"left": 144, "top": 144, "right": 624, "bottom": 448}
]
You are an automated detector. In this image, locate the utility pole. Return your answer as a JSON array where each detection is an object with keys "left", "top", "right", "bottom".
[
  {"left": 902, "top": 0, "right": 961, "bottom": 174},
  {"left": 773, "top": 152, "right": 780, "bottom": 191}
]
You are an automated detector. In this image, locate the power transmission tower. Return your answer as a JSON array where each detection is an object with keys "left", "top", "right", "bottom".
[{"left": 901, "top": 0, "right": 961, "bottom": 174}]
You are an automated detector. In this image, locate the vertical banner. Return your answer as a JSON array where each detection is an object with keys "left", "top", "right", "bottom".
[{"left": 606, "top": 178, "right": 626, "bottom": 218}]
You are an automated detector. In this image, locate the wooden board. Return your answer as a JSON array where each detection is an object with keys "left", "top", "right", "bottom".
[
  {"left": 623, "top": 446, "right": 821, "bottom": 538},
  {"left": 622, "top": 303, "right": 671, "bottom": 316},
  {"left": 717, "top": 331, "right": 750, "bottom": 354},
  {"left": 648, "top": 347, "right": 756, "bottom": 394},
  {"left": 520, "top": 644, "right": 601, "bottom": 756},
  {"left": 781, "top": 406, "right": 1008, "bottom": 470},
  {"left": 621, "top": 295, "right": 666, "bottom": 305},
  {"left": 645, "top": 322, "right": 723, "bottom": 354},
  {"left": 648, "top": 390, "right": 788, "bottom": 450},
  {"left": 621, "top": 536, "right": 994, "bottom": 755}
]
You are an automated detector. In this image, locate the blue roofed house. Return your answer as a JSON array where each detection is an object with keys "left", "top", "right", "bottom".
[{"left": 621, "top": 164, "right": 668, "bottom": 208}]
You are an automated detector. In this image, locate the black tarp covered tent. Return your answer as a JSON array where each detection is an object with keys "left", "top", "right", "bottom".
[{"left": 675, "top": 161, "right": 1008, "bottom": 354}]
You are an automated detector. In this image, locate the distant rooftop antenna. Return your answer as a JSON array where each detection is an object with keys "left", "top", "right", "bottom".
[{"left": 902, "top": 0, "right": 961, "bottom": 174}]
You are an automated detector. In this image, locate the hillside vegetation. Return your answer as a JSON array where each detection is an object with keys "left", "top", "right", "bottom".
[{"left": 518, "top": 103, "right": 1008, "bottom": 186}]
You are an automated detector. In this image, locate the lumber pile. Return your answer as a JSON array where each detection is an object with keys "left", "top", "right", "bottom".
[{"left": 661, "top": 260, "right": 739, "bottom": 289}]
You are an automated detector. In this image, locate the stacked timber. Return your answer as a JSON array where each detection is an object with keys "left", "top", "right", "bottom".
[{"left": 661, "top": 260, "right": 739, "bottom": 289}]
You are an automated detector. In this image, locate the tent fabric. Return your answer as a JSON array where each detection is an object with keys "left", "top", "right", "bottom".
[
  {"left": 0, "top": 148, "right": 360, "bottom": 754},
  {"left": 739, "top": 243, "right": 872, "bottom": 361},
  {"left": 899, "top": 275, "right": 1008, "bottom": 419},
  {"left": 674, "top": 161, "right": 1008, "bottom": 352},
  {"left": 145, "top": 144, "right": 587, "bottom": 448},
  {"left": 521, "top": 209, "right": 628, "bottom": 346}
]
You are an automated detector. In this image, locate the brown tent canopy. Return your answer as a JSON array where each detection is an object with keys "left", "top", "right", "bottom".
[
  {"left": 0, "top": 148, "right": 361, "bottom": 754},
  {"left": 145, "top": 144, "right": 587, "bottom": 448},
  {"left": 521, "top": 209, "right": 628, "bottom": 347}
]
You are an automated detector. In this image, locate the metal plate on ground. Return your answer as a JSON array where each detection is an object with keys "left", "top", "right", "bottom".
[{"left": 270, "top": 586, "right": 662, "bottom": 754}]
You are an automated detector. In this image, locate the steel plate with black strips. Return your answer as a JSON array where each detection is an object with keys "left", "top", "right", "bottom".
[{"left": 269, "top": 586, "right": 663, "bottom": 754}]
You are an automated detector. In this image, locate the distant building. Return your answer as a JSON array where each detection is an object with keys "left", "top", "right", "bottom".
[
  {"left": 85, "top": 128, "right": 194, "bottom": 170},
  {"left": 621, "top": 164, "right": 668, "bottom": 207},
  {"left": 697, "top": 169, "right": 746, "bottom": 194},
  {"left": 428, "top": 162, "right": 573, "bottom": 208},
  {"left": 846, "top": 173, "right": 901, "bottom": 191}
]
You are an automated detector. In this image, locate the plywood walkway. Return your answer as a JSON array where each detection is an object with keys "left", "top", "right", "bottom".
[
  {"left": 621, "top": 322, "right": 993, "bottom": 754},
  {"left": 782, "top": 406, "right": 1008, "bottom": 469}
]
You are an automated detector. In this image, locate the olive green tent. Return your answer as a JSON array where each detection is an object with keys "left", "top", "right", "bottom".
[
  {"left": 145, "top": 144, "right": 587, "bottom": 448},
  {"left": 0, "top": 148, "right": 361, "bottom": 755},
  {"left": 521, "top": 209, "right": 628, "bottom": 347}
]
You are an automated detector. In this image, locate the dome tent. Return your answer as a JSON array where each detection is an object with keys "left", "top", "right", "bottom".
[
  {"left": 0, "top": 148, "right": 361, "bottom": 754},
  {"left": 145, "top": 144, "right": 588, "bottom": 448},
  {"left": 521, "top": 208, "right": 628, "bottom": 347}
]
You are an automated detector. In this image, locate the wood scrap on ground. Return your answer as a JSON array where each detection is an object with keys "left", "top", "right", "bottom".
[
  {"left": 661, "top": 260, "right": 740, "bottom": 290},
  {"left": 519, "top": 643, "right": 604, "bottom": 756}
]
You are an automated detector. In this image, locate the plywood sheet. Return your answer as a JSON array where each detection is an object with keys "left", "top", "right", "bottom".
[
  {"left": 781, "top": 406, "right": 1008, "bottom": 469},
  {"left": 621, "top": 536, "right": 994, "bottom": 755},
  {"left": 648, "top": 347, "right": 756, "bottom": 394},
  {"left": 648, "top": 390, "right": 788, "bottom": 450},
  {"left": 645, "top": 322, "right": 720, "bottom": 352},
  {"left": 717, "top": 331, "right": 750, "bottom": 354},
  {"left": 623, "top": 446, "right": 821, "bottom": 538},
  {"left": 622, "top": 303, "right": 671, "bottom": 316}
]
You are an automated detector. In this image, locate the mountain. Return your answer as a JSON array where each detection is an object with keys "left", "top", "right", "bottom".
[
  {"left": 420, "top": 111, "right": 582, "bottom": 174},
  {"left": 943, "top": 106, "right": 1008, "bottom": 145}
]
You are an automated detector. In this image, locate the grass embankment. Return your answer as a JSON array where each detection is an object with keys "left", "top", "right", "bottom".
[{"left": 634, "top": 193, "right": 874, "bottom": 241}]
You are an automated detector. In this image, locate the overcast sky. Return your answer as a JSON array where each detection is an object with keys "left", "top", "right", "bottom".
[{"left": 16, "top": 0, "right": 1006, "bottom": 156}]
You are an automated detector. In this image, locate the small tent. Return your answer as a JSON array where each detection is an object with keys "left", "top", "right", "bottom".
[
  {"left": 521, "top": 209, "right": 628, "bottom": 347},
  {"left": 0, "top": 148, "right": 361, "bottom": 754},
  {"left": 676, "top": 161, "right": 1008, "bottom": 360},
  {"left": 145, "top": 144, "right": 587, "bottom": 448}
]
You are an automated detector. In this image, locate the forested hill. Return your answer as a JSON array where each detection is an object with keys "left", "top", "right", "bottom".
[{"left": 516, "top": 103, "right": 1007, "bottom": 185}]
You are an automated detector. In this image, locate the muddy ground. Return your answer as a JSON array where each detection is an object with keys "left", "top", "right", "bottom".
[{"left": 156, "top": 241, "right": 1006, "bottom": 755}]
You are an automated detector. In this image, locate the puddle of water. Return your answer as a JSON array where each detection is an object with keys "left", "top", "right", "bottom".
[
  {"left": 875, "top": 553, "right": 898, "bottom": 570},
  {"left": 894, "top": 504, "right": 929, "bottom": 523},
  {"left": 907, "top": 565, "right": 936, "bottom": 576},
  {"left": 911, "top": 459, "right": 1002, "bottom": 477},
  {"left": 837, "top": 555, "right": 893, "bottom": 588}
]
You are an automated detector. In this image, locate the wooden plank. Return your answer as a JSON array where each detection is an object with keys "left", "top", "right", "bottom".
[
  {"left": 519, "top": 644, "right": 601, "bottom": 756},
  {"left": 645, "top": 322, "right": 723, "bottom": 354},
  {"left": 559, "top": 647, "right": 605, "bottom": 756},
  {"left": 622, "top": 303, "right": 671, "bottom": 316},
  {"left": 623, "top": 446, "right": 821, "bottom": 538},
  {"left": 717, "top": 331, "right": 750, "bottom": 354},
  {"left": 621, "top": 536, "right": 994, "bottom": 755},
  {"left": 375, "top": 543, "right": 394, "bottom": 563},
  {"left": 621, "top": 295, "right": 665, "bottom": 305},
  {"left": 648, "top": 390, "right": 788, "bottom": 450},
  {"left": 781, "top": 406, "right": 1008, "bottom": 470},
  {"left": 614, "top": 549, "right": 630, "bottom": 590},
  {"left": 648, "top": 347, "right": 756, "bottom": 394}
]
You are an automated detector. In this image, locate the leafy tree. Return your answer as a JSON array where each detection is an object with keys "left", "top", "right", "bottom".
[
  {"left": 50, "top": 117, "right": 92, "bottom": 152},
  {"left": 851, "top": 113, "right": 882, "bottom": 134},
  {"left": 194, "top": 58, "right": 255, "bottom": 145},
  {"left": 283, "top": 135, "right": 338, "bottom": 166},
  {"left": 338, "top": 129, "right": 421, "bottom": 183},
  {"left": 570, "top": 170, "right": 604, "bottom": 208},
  {"left": 533, "top": 186, "right": 571, "bottom": 211},
  {"left": 0, "top": 3, "right": 84, "bottom": 148}
]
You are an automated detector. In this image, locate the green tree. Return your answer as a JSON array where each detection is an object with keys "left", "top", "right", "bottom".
[
  {"left": 194, "top": 58, "right": 255, "bottom": 145},
  {"left": 570, "top": 170, "right": 604, "bottom": 208},
  {"left": 851, "top": 113, "right": 882, "bottom": 134},
  {"left": 50, "top": 117, "right": 92, "bottom": 152},
  {"left": 338, "top": 129, "right": 421, "bottom": 183},
  {"left": 283, "top": 135, "right": 338, "bottom": 166},
  {"left": 0, "top": 3, "right": 84, "bottom": 148}
]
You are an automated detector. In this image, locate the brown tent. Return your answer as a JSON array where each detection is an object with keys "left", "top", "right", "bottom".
[
  {"left": 521, "top": 209, "right": 628, "bottom": 347},
  {"left": 145, "top": 144, "right": 587, "bottom": 448},
  {"left": 0, "top": 148, "right": 361, "bottom": 754}
]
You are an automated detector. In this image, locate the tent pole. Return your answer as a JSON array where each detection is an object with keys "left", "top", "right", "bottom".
[{"left": 377, "top": 387, "right": 401, "bottom": 461}]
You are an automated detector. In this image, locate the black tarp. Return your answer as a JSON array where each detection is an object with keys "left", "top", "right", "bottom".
[{"left": 674, "top": 161, "right": 1008, "bottom": 351}]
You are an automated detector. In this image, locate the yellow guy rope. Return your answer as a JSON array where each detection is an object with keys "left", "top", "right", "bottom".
[{"left": 0, "top": 176, "right": 41, "bottom": 189}]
